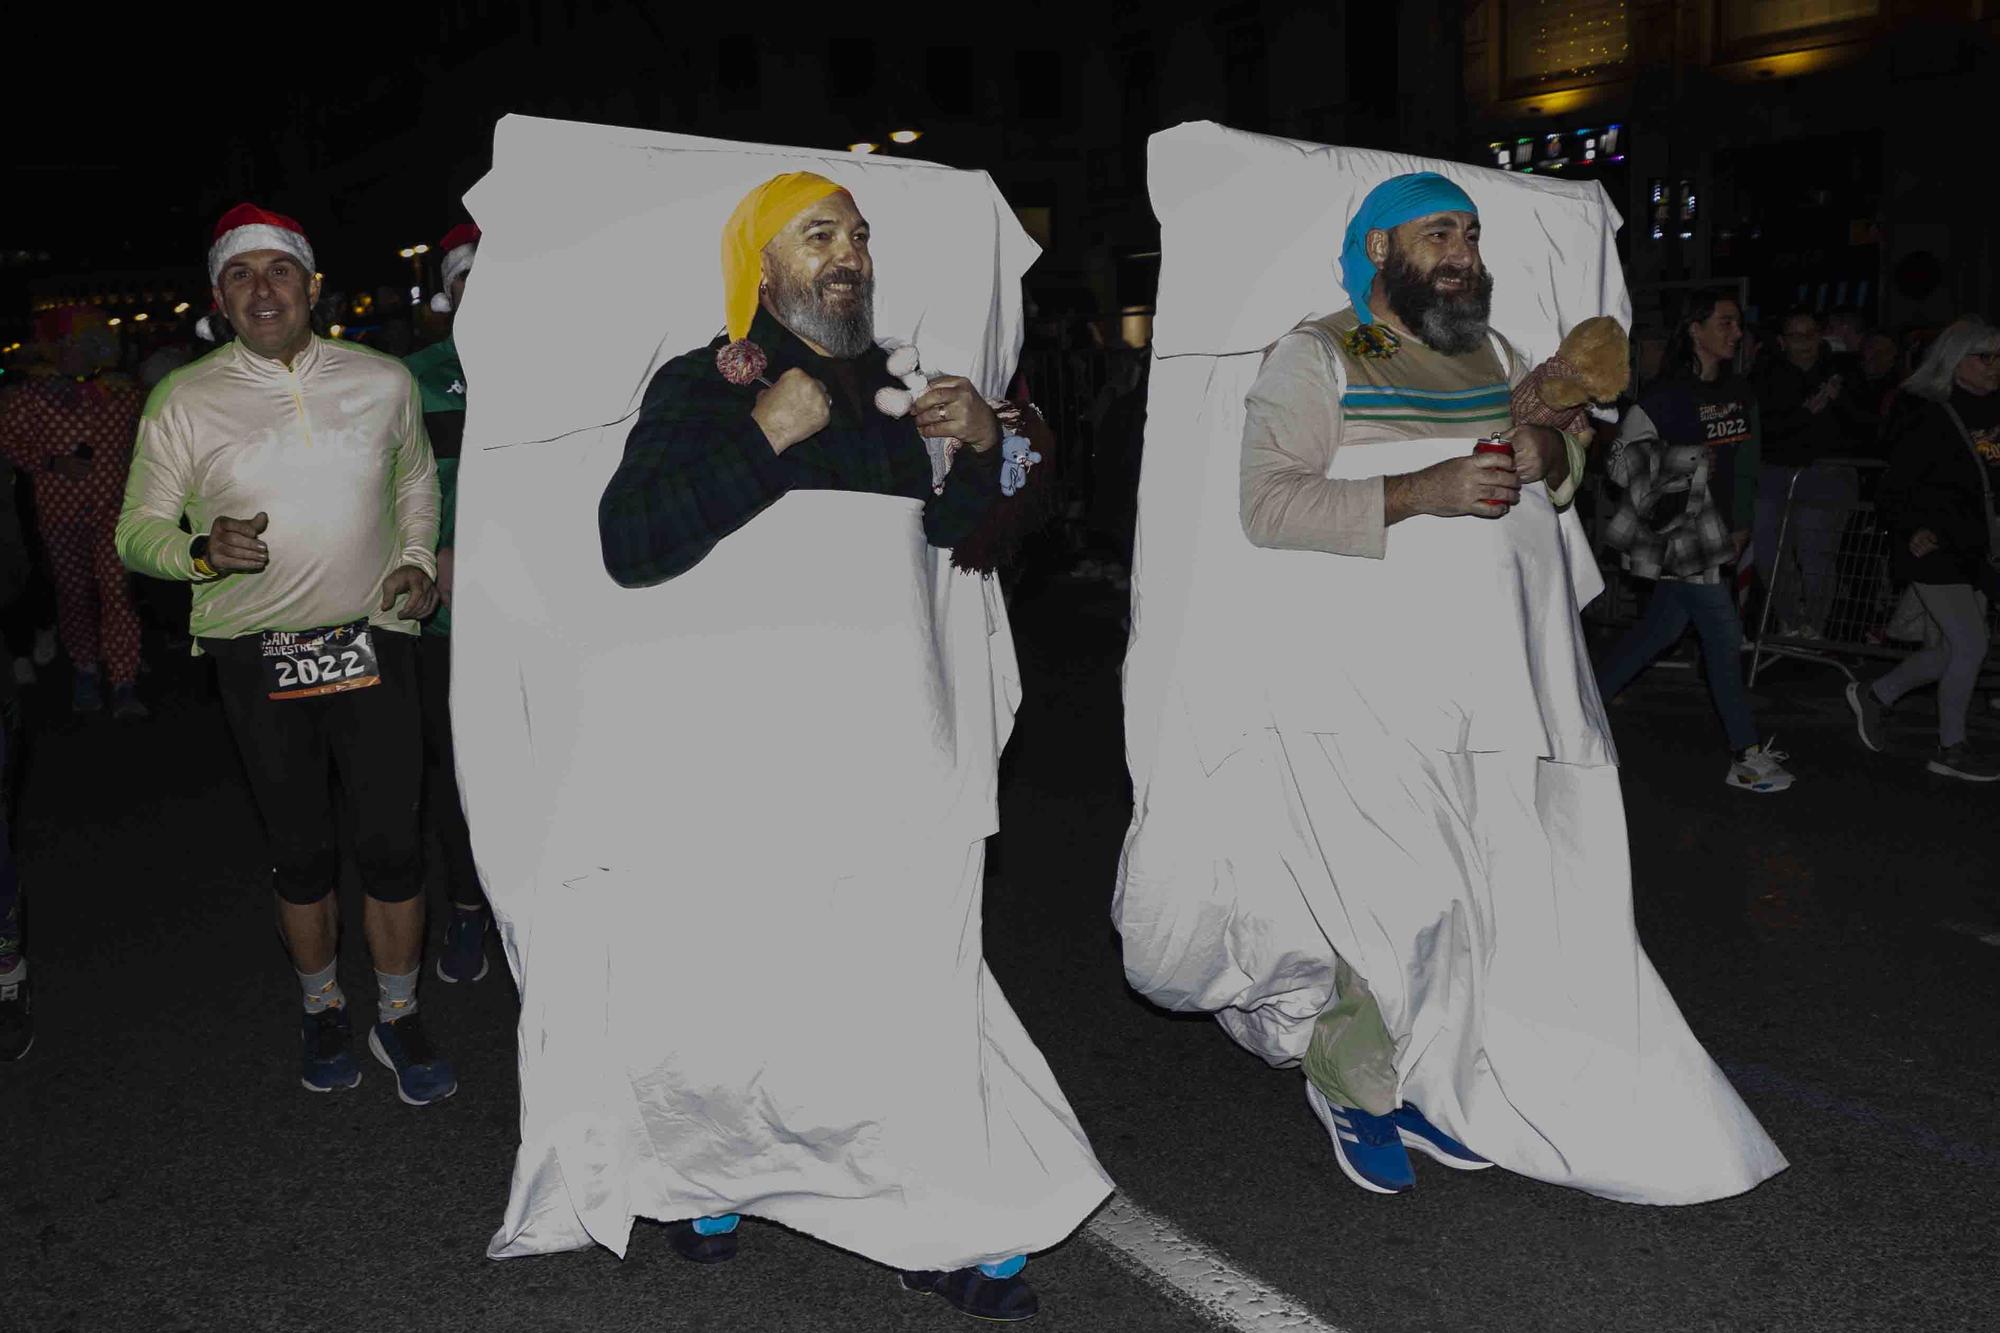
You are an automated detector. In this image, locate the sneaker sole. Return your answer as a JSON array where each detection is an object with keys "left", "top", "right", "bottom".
[
  {"left": 897, "top": 1275, "right": 1039, "bottom": 1323},
  {"left": 367, "top": 1027, "right": 459, "bottom": 1107},
  {"left": 1, "top": 1033, "right": 34, "bottom": 1062},
  {"left": 1397, "top": 1127, "right": 1494, "bottom": 1171},
  {"left": 1726, "top": 774, "right": 1794, "bottom": 793},
  {"left": 1305, "top": 1083, "right": 1409, "bottom": 1195},
  {"left": 1925, "top": 760, "right": 2000, "bottom": 782},
  {"left": 1845, "top": 683, "right": 1883, "bottom": 753}
]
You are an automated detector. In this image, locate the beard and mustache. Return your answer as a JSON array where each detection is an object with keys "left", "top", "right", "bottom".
[
  {"left": 1380, "top": 244, "right": 1495, "bottom": 356},
  {"left": 765, "top": 262, "right": 877, "bottom": 359}
]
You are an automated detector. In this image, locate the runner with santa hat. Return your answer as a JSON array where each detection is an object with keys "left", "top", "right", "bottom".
[{"left": 116, "top": 204, "right": 456, "bottom": 1105}]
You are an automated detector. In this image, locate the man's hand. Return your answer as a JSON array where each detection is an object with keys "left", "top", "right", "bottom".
[
  {"left": 1910, "top": 527, "right": 1940, "bottom": 558},
  {"left": 435, "top": 546, "right": 454, "bottom": 609},
  {"left": 380, "top": 564, "right": 440, "bottom": 620},
  {"left": 1506, "top": 424, "right": 1569, "bottom": 488},
  {"left": 47, "top": 455, "right": 92, "bottom": 481},
  {"left": 751, "top": 368, "right": 832, "bottom": 454},
  {"left": 208, "top": 511, "right": 271, "bottom": 573},
  {"left": 912, "top": 376, "right": 1001, "bottom": 453},
  {"left": 1384, "top": 452, "right": 1521, "bottom": 524}
]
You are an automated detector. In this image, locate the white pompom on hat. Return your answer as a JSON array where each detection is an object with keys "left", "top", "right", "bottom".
[{"left": 430, "top": 222, "right": 481, "bottom": 313}]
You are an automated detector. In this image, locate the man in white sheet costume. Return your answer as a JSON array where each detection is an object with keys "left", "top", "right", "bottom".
[
  {"left": 1114, "top": 124, "right": 1787, "bottom": 1204},
  {"left": 451, "top": 125, "right": 1109, "bottom": 1326}
]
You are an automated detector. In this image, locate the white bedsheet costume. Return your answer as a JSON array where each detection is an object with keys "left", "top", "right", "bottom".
[
  {"left": 1114, "top": 122, "right": 1786, "bottom": 1204},
  {"left": 450, "top": 115, "right": 1111, "bottom": 1268}
]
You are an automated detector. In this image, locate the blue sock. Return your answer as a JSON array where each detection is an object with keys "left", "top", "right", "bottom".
[
  {"left": 977, "top": 1255, "right": 1026, "bottom": 1280},
  {"left": 692, "top": 1214, "right": 739, "bottom": 1236}
]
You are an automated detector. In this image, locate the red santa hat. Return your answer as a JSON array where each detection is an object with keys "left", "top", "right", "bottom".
[
  {"left": 198, "top": 203, "right": 316, "bottom": 340},
  {"left": 430, "top": 223, "right": 481, "bottom": 313}
]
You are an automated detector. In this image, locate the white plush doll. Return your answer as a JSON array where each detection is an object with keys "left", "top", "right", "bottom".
[{"left": 873, "top": 340, "right": 1040, "bottom": 496}]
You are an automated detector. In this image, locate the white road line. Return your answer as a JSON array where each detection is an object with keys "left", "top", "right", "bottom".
[
  {"left": 1084, "top": 1192, "right": 1350, "bottom": 1333},
  {"left": 1939, "top": 920, "right": 2000, "bottom": 947}
]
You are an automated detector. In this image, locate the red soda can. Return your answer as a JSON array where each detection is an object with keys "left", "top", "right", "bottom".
[{"left": 1473, "top": 436, "right": 1515, "bottom": 508}]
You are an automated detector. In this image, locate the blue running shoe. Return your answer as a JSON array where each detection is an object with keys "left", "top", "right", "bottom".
[
  {"left": 1392, "top": 1102, "right": 1492, "bottom": 1170},
  {"left": 367, "top": 1012, "right": 458, "bottom": 1106},
  {"left": 665, "top": 1214, "right": 740, "bottom": 1264},
  {"left": 1305, "top": 1081, "right": 1414, "bottom": 1194},
  {"left": 899, "top": 1265, "right": 1039, "bottom": 1323},
  {"left": 300, "top": 1005, "right": 361, "bottom": 1093},
  {"left": 434, "top": 908, "right": 490, "bottom": 984}
]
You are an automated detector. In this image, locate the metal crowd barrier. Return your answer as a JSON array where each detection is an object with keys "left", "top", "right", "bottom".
[{"left": 1746, "top": 459, "right": 2000, "bottom": 688}]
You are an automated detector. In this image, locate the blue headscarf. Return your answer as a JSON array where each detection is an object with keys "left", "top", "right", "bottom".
[{"left": 1340, "top": 172, "right": 1479, "bottom": 326}]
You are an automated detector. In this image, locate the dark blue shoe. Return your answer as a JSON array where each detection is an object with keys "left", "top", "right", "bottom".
[
  {"left": 299, "top": 1005, "right": 361, "bottom": 1092},
  {"left": 665, "top": 1214, "right": 740, "bottom": 1264},
  {"left": 367, "top": 1012, "right": 457, "bottom": 1106},
  {"left": 1392, "top": 1102, "right": 1493, "bottom": 1170},
  {"left": 71, "top": 669, "right": 103, "bottom": 714},
  {"left": 899, "top": 1264, "right": 1039, "bottom": 1323},
  {"left": 434, "top": 908, "right": 490, "bottom": 984},
  {"left": 1306, "top": 1082, "right": 1415, "bottom": 1194}
]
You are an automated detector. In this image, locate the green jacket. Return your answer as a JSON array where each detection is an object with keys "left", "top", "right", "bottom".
[{"left": 404, "top": 335, "right": 466, "bottom": 636}]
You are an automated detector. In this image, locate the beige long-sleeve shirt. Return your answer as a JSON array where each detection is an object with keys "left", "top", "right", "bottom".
[
  {"left": 116, "top": 335, "right": 439, "bottom": 646},
  {"left": 1240, "top": 309, "right": 1582, "bottom": 559}
]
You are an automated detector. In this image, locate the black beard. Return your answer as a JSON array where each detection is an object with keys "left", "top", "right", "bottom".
[
  {"left": 1381, "top": 250, "right": 1495, "bottom": 356},
  {"left": 767, "top": 264, "right": 876, "bottom": 358}
]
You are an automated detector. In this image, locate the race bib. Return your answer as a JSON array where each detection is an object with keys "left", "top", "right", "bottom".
[{"left": 260, "top": 620, "right": 381, "bottom": 701}]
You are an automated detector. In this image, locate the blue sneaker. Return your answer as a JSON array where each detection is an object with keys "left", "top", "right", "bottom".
[
  {"left": 300, "top": 1005, "right": 361, "bottom": 1092},
  {"left": 434, "top": 908, "right": 490, "bottom": 984},
  {"left": 899, "top": 1264, "right": 1039, "bottom": 1323},
  {"left": 665, "top": 1214, "right": 740, "bottom": 1264},
  {"left": 367, "top": 1012, "right": 458, "bottom": 1106},
  {"left": 1392, "top": 1102, "right": 1492, "bottom": 1170},
  {"left": 1305, "top": 1081, "right": 1414, "bottom": 1194},
  {"left": 71, "top": 669, "right": 103, "bottom": 714}
]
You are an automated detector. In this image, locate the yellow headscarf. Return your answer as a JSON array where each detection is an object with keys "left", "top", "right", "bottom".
[{"left": 721, "top": 171, "right": 846, "bottom": 343}]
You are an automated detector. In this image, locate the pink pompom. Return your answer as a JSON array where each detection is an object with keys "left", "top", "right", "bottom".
[
  {"left": 715, "top": 339, "right": 768, "bottom": 386},
  {"left": 885, "top": 344, "right": 920, "bottom": 378},
  {"left": 875, "top": 386, "right": 913, "bottom": 417}
]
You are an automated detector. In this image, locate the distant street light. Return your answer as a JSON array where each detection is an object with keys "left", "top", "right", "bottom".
[
  {"left": 173, "top": 302, "right": 190, "bottom": 314},
  {"left": 399, "top": 248, "right": 415, "bottom": 259},
  {"left": 107, "top": 318, "right": 122, "bottom": 327},
  {"left": 849, "top": 142, "right": 878, "bottom": 154},
  {"left": 133, "top": 313, "right": 149, "bottom": 322},
  {"left": 889, "top": 129, "right": 922, "bottom": 144}
]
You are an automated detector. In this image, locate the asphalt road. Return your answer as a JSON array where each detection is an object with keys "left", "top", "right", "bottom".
[{"left": 4, "top": 575, "right": 1998, "bottom": 1333}]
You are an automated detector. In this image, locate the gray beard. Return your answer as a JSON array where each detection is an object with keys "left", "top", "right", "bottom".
[
  {"left": 767, "top": 266, "right": 876, "bottom": 358},
  {"left": 1382, "top": 254, "right": 1494, "bottom": 356}
]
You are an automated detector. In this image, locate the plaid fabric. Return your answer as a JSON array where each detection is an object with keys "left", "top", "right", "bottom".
[
  {"left": 598, "top": 307, "right": 1000, "bottom": 588},
  {"left": 1602, "top": 403, "right": 1735, "bottom": 582}
]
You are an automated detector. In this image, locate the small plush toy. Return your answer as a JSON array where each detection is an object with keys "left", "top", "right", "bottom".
[
  {"left": 872, "top": 341, "right": 1041, "bottom": 496},
  {"left": 1510, "top": 315, "right": 1631, "bottom": 437}
]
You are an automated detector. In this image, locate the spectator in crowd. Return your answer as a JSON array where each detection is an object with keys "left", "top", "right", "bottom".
[
  {"left": 1850, "top": 331, "right": 1905, "bottom": 457},
  {"left": 1752, "top": 308, "right": 1861, "bottom": 636},
  {"left": 117, "top": 204, "right": 455, "bottom": 1103},
  {"left": 0, "top": 307, "right": 150, "bottom": 718},
  {"left": 1597, "top": 290, "right": 1795, "bottom": 793},
  {"left": 0, "top": 454, "right": 27, "bottom": 1060},
  {"left": 1824, "top": 307, "right": 1867, "bottom": 364},
  {"left": 1847, "top": 316, "right": 2000, "bottom": 782},
  {"left": 402, "top": 223, "right": 493, "bottom": 984}
]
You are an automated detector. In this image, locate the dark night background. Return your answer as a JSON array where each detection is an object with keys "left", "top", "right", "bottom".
[{"left": 8, "top": 2, "right": 1997, "bottom": 358}]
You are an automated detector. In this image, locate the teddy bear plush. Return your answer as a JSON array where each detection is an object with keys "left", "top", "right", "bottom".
[{"left": 1509, "top": 315, "right": 1630, "bottom": 437}]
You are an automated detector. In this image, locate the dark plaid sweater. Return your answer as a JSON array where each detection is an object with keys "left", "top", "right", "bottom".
[{"left": 598, "top": 307, "right": 1001, "bottom": 587}]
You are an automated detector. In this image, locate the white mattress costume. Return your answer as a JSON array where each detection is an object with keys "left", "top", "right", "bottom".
[
  {"left": 1113, "top": 122, "right": 1786, "bottom": 1204},
  {"left": 449, "top": 115, "right": 1112, "bottom": 1268}
]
